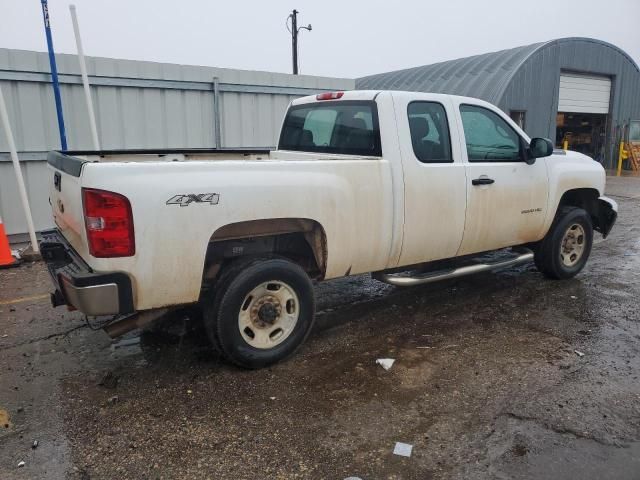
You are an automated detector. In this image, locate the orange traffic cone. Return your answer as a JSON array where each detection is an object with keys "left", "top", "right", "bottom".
[{"left": 0, "top": 214, "right": 19, "bottom": 268}]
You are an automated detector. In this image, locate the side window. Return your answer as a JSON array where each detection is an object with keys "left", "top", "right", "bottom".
[
  {"left": 408, "top": 102, "right": 452, "bottom": 163},
  {"left": 460, "top": 104, "right": 522, "bottom": 162}
]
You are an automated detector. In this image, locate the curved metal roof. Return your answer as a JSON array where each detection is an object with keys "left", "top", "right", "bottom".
[{"left": 356, "top": 37, "right": 640, "bottom": 104}]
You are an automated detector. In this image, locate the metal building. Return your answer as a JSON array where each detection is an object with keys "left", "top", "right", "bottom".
[
  {"left": 0, "top": 48, "right": 353, "bottom": 238},
  {"left": 358, "top": 37, "right": 640, "bottom": 168}
]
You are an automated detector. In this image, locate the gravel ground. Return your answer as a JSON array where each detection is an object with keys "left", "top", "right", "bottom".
[{"left": 0, "top": 175, "right": 639, "bottom": 479}]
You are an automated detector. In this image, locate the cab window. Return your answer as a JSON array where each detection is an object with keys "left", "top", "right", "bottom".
[
  {"left": 460, "top": 104, "right": 522, "bottom": 162},
  {"left": 279, "top": 101, "right": 381, "bottom": 156},
  {"left": 407, "top": 102, "right": 452, "bottom": 163}
]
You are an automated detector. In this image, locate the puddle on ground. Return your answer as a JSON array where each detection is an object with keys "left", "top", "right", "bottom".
[
  {"left": 110, "top": 335, "right": 143, "bottom": 361},
  {"left": 496, "top": 439, "right": 640, "bottom": 480}
]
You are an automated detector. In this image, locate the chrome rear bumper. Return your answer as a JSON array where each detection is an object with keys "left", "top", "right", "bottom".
[{"left": 39, "top": 229, "right": 134, "bottom": 316}]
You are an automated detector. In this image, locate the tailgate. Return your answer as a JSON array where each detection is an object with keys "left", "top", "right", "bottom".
[{"left": 47, "top": 151, "right": 89, "bottom": 253}]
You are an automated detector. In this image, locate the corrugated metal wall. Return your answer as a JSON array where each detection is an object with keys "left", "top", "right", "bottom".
[
  {"left": 0, "top": 48, "right": 354, "bottom": 236},
  {"left": 357, "top": 43, "right": 542, "bottom": 104}
]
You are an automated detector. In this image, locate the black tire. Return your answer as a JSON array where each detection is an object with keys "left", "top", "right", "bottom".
[
  {"left": 203, "top": 257, "right": 316, "bottom": 369},
  {"left": 534, "top": 206, "right": 593, "bottom": 279}
]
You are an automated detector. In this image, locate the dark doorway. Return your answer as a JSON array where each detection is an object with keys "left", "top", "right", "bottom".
[{"left": 556, "top": 112, "right": 608, "bottom": 162}]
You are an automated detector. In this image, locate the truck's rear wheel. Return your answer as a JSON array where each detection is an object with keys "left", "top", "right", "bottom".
[
  {"left": 204, "top": 257, "right": 316, "bottom": 369},
  {"left": 534, "top": 206, "right": 593, "bottom": 279}
]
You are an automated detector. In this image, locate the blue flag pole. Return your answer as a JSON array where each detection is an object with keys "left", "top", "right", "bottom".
[{"left": 40, "top": 0, "right": 67, "bottom": 151}]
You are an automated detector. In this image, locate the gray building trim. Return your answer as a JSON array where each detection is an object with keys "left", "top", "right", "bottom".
[
  {"left": 212, "top": 76, "right": 221, "bottom": 149},
  {"left": 0, "top": 69, "right": 333, "bottom": 96},
  {"left": 0, "top": 151, "right": 48, "bottom": 162}
]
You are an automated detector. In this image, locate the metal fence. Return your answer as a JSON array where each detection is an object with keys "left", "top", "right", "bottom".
[{"left": 0, "top": 48, "right": 354, "bottom": 237}]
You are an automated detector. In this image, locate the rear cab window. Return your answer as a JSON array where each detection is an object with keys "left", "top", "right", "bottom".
[{"left": 278, "top": 101, "right": 382, "bottom": 156}]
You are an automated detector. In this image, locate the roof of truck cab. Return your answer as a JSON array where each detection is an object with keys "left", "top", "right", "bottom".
[{"left": 292, "top": 89, "right": 494, "bottom": 108}]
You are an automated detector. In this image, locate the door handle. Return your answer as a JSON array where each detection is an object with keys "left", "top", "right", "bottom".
[{"left": 472, "top": 177, "right": 495, "bottom": 186}]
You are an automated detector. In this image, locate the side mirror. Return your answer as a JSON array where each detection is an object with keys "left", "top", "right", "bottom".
[{"left": 529, "top": 137, "right": 554, "bottom": 161}]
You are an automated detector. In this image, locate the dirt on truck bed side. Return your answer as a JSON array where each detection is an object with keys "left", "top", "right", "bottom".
[{"left": 1, "top": 176, "right": 639, "bottom": 480}]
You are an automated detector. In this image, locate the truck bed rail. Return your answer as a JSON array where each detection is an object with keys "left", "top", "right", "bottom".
[{"left": 47, "top": 148, "right": 273, "bottom": 177}]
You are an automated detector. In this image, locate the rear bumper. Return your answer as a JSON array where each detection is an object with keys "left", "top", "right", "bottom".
[{"left": 39, "top": 229, "right": 134, "bottom": 316}]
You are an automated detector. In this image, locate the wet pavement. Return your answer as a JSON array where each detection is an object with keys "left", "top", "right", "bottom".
[{"left": 1, "top": 176, "right": 639, "bottom": 479}]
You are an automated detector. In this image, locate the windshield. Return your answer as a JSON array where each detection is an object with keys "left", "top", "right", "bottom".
[{"left": 278, "top": 100, "right": 382, "bottom": 156}]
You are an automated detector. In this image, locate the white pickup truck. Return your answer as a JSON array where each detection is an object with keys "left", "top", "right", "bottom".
[{"left": 41, "top": 90, "right": 617, "bottom": 368}]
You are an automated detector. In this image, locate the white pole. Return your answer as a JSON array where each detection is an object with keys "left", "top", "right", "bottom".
[
  {"left": 0, "top": 86, "right": 39, "bottom": 253},
  {"left": 69, "top": 4, "right": 100, "bottom": 151}
]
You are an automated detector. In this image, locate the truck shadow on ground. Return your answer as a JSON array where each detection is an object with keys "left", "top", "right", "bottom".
[{"left": 134, "top": 265, "right": 593, "bottom": 372}]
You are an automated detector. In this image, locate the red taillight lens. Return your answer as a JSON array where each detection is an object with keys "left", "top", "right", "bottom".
[
  {"left": 82, "top": 188, "right": 135, "bottom": 258},
  {"left": 316, "top": 91, "right": 344, "bottom": 100}
]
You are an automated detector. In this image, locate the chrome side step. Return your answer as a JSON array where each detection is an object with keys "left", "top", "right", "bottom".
[{"left": 373, "top": 249, "right": 534, "bottom": 287}]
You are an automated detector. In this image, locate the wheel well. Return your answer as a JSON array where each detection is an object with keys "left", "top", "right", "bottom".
[
  {"left": 201, "top": 218, "right": 327, "bottom": 287},
  {"left": 558, "top": 188, "right": 600, "bottom": 212},
  {"left": 557, "top": 188, "right": 611, "bottom": 235}
]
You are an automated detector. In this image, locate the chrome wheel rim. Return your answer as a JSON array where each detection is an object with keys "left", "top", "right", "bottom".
[
  {"left": 560, "top": 223, "right": 586, "bottom": 267},
  {"left": 238, "top": 281, "right": 299, "bottom": 349}
]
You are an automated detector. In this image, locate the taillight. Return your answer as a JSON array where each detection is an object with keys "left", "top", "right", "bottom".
[
  {"left": 82, "top": 188, "right": 135, "bottom": 257},
  {"left": 316, "top": 91, "right": 344, "bottom": 100}
]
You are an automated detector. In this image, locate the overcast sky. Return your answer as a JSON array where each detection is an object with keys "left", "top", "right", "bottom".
[{"left": 1, "top": 0, "right": 639, "bottom": 78}]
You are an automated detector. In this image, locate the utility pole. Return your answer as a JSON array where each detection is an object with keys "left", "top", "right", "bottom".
[
  {"left": 291, "top": 9, "right": 298, "bottom": 75},
  {"left": 288, "top": 9, "right": 312, "bottom": 75}
]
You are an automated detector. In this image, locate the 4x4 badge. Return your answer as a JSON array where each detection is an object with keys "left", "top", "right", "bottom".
[{"left": 166, "top": 193, "right": 220, "bottom": 207}]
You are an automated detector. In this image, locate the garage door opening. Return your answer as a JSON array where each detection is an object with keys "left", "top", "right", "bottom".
[
  {"left": 556, "top": 112, "right": 608, "bottom": 160},
  {"left": 555, "top": 73, "right": 611, "bottom": 162}
]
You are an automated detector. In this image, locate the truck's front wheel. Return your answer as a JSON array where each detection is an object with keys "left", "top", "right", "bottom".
[
  {"left": 204, "top": 257, "right": 316, "bottom": 368},
  {"left": 534, "top": 206, "right": 593, "bottom": 279}
]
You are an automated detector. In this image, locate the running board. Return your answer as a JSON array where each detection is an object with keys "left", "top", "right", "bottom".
[{"left": 373, "top": 250, "right": 534, "bottom": 287}]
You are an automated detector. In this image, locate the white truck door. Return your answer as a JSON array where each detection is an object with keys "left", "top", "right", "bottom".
[
  {"left": 393, "top": 93, "right": 468, "bottom": 267},
  {"left": 452, "top": 100, "right": 549, "bottom": 255}
]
